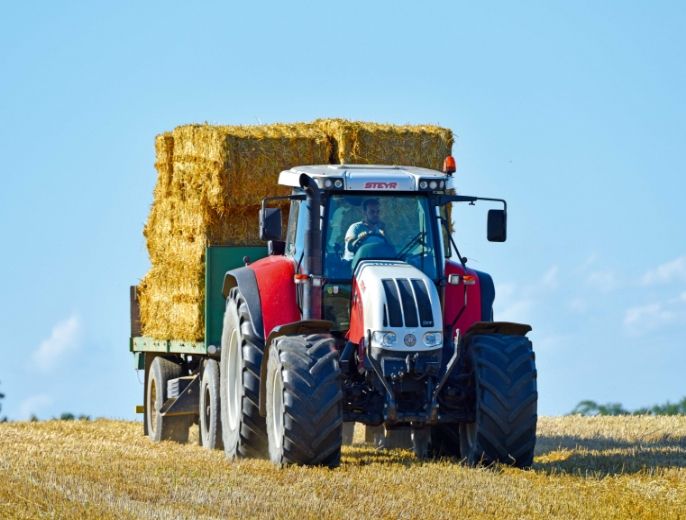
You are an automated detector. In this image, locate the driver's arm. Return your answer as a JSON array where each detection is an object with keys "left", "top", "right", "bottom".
[{"left": 345, "top": 222, "right": 364, "bottom": 252}]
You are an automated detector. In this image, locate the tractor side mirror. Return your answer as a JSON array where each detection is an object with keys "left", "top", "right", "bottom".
[
  {"left": 259, "top": 207, "right": 282, "bottom": 241},
  {"left": 487, "top": 209, "right": 507, "bottom": 242}
]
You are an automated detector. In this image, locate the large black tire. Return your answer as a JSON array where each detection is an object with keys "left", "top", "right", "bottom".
[
  {"left": 146, "top": 356, "right": 191, "bottom": 443},
  {"left": 220, "top": 288, "right": 268, "bottom": 459},
  {"left": 460, "top": 333, "right": 537, "bottom": 468},
  {"left": 200, "top": 359, "right": 223, "bottom": 450},
  {"left": 266, "top": 333, "right": 343, "bottom": 467},
  {"left": 427, "top": 424, "right": 461, "bottom": 459}
]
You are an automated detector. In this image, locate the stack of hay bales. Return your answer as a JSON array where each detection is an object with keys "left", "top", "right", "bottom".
[{"left": 139, "top": 119, "right": 453, "bottom": 341}]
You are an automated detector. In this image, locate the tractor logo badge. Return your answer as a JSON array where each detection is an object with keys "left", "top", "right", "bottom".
[{"left": 364, "top": 182, "right": 397, "bottom": 189}]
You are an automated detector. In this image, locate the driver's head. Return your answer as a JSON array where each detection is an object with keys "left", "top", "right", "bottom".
[{"left": 362, "top": 198, "right": 381, "bottom": 225}]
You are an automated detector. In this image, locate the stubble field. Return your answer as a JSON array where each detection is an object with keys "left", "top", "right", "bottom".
[{"left": 0, "top": 416, "right": 685, "bottom": 519}]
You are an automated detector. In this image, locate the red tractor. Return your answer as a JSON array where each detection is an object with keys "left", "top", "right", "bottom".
[{"left": 218, "top": 159, "right": 537, "bottom": 467}]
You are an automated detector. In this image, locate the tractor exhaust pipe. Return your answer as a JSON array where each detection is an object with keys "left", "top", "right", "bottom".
[{"left": 298, "top": 174, "right": 322, "bottom": 320}]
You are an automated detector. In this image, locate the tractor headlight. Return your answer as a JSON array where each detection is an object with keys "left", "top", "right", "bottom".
[
  {"left": 419, "top": 180, "right": 428, "bottom": 189},
  {"left": 372, "top": 331, "right": 397, "bottom": 347},
  {"left": 423, "top": 331, "right": 443, "bottom": 347},
  {"left": 333, "top": 179, "right": 344, "bottom": 189}
]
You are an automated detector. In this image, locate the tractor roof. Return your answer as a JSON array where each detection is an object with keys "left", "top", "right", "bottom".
[{"left": 278, "top": 164, "right": 451, "bottom": 192}]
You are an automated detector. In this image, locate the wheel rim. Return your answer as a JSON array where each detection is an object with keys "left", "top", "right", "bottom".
[
  {"left": 149, "top": 378, "right": 158, "bottom": 434},
  {"left": 270, "top": 367, "right": 284, "bottom": 450},
  {"left": 227, "top": 329, "right": 241, "bottom": 431},
  {"left": 203, "top": 382, "right": 211, "bottom": 437}
]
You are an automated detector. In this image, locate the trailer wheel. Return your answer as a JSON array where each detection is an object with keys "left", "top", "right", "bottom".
[
  {"left": 427, "top": 424, "right": 461, "bottom": 459},
  {"left": 220, "top": 288, "right": 268, "bottom": 459},
  {"left": 460, "top": 333, "right": 537, "bottom": 468},
  {"left": 146, "top": 356, "right": 190, "bottom": 443},
  {"left": 200, "top": 359, "right": 223, "bottom": 450},
  {"left": 266, "top": 333, "right": 343, "bottom": 467}
]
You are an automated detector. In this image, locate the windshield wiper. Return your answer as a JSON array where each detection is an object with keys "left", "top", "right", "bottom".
[
  {"left": 396, "top": 231, "right": 426, "bottom": 259},
  {"left": 440, "top": 218, "right": 467, "bottom": 268}
]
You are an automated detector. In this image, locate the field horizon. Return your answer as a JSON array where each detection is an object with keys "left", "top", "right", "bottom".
[{"left": 1, "top": 416, "right": 684, "bottom": 519}]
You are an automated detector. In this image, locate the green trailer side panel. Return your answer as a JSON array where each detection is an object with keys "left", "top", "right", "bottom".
[
  {"left": 131, "top": 337, "right": 206, "bottom": 354},
  {"left": 205, "top": 245, "right": 268, "bottom": 348}
]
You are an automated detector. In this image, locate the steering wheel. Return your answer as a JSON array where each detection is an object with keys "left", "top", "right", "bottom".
[{"left": 349, "top": 230, "right": 388, "bottom": 253}]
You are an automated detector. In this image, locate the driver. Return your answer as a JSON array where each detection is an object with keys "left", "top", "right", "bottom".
[{"left": 343, "top": 198, "right": 387, "bottom": 260}]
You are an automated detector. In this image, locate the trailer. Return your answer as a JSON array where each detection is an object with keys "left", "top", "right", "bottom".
[{"left": 131, "top": 245, "right": 267, "bottom": 446}]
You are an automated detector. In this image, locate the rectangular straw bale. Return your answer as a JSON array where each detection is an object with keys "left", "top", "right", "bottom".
[
  {"left": 170, "top": 123, "right": 331, "bottom": 210},
  {"left": 316, "top": 118, "right": 453, "bottom": 170},
  {"left": 144, "top": 201, "right": 270, "bottom": 267},
  {"left": 139, "top": 267, "right": 204, "bottom": 340}
]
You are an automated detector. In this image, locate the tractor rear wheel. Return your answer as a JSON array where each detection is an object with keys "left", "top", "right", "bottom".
[
  {"left": 460, "top": 333, "right": 537, "bottom": 468},
  {"left": 266, "top": 333, "right": 343, "bottom": 467},
  {"left": 220, "top": 288, "right": 268, "bottom": 459},
  {"left": 200, "top": 359, "right": 223, "bottom": 450},
  {"left": 146, "top": 356, "right": 191, "bottom": 443}
]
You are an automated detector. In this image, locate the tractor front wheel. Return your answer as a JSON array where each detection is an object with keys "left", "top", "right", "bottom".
[
  {"left": 266, "top": 333, "right": 343, "bottom": 467},
  {"left": 460, "top": 333, "right": 537, "bottom": 468},
  {"left": 220, "top": 288, "right": 268, "bottom": 459}
]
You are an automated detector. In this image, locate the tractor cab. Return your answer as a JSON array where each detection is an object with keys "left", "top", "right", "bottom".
[{"left": 270, "top": 164, "right": 455, "bottom": 332}]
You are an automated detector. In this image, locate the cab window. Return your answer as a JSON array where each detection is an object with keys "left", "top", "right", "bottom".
[{"left": 285, "top": 198, "right": 309, "bottom": 265}]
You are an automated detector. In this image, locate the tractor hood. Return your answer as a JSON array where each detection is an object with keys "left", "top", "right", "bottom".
[{"left": 351, "top": 260, "right": 443, "bottom": 352}]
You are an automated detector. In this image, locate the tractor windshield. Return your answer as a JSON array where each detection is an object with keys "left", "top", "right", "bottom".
[{"left": 323, "top": 194, "right": 439, "bottom": 281}]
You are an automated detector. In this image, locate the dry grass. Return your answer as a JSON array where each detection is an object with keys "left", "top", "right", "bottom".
[{"left": 1, "top": 416, "right": 684, "bottom": 519}]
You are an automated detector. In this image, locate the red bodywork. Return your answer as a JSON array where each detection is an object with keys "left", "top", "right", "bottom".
[
  {"left": 346, "top": 277, "right": 365, "bottom": 345},
  {"left": 250, "top": 255, "right": 484, "bottom": 346},
  {"left": 443, "top": 260, "right": 483, "bottom": 341},
  {"left": 248, "top": 256, "right": 301, "bottom": 339},
  {"left": 348, "top": 261, "right": 484, "bottom": 347}
]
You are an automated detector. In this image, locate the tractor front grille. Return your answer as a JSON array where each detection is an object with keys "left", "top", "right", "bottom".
[{"left": 382, "top": 278, "right": 434, "bottom": 328}]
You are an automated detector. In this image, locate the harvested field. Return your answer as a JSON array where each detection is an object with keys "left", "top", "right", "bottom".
[
  {"left": 139, "top": 119, "right": 453, "bottom": 341},
  {"left": 1, "top": 416, "right": 684, "bottom": 519}
]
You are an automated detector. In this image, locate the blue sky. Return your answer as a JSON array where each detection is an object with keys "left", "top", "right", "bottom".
[{"left": 1, "top": 1, "right": 685, "bottom": 420}]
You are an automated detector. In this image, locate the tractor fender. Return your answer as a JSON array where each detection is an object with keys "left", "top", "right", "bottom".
[
  {"left": 474, "top": 270, "right": 495, "bottom": 322},
  {"left": 463, "top": 321, "right": 532, "bottom": 339},
  {"left": 259, "top": 319, "right": 334, "bottom": 416},
  {"left": 222, "top": 266, "right": 264, "bottom": 339},
  {"left": 223, "top": 256, "right": 301, "bottom": 341}
]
